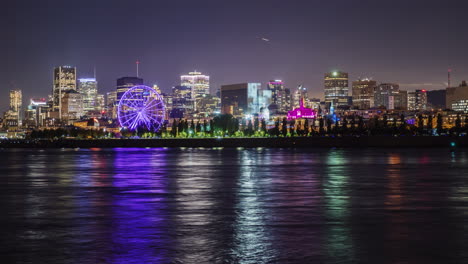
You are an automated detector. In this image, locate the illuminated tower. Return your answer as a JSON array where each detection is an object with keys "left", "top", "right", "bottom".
[
  {"left": 324, "top": 71, "right": 349, "bottom": 107},
  {"left": 52, "top": 66, "right": 77, "bottom": 118},
  {"left": 180, "top": 71, "right": 210, "bottom": 99}
]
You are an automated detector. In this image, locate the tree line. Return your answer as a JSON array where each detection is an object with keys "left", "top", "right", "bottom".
[{"left": 27, "top": 113, "right": 468, "bottom": 139}]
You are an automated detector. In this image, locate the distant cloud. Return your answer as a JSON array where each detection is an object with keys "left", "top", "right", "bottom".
[{"left": 400, "top": 83, "right": 442, "bottom": 87}]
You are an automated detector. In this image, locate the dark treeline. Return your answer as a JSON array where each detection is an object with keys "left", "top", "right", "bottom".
[{"left": 27, "top": 114, "right": 468, "bottom": 139}]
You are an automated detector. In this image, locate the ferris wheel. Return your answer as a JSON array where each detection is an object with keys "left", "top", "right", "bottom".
[{"left": 117, "top": 85, "right": 165, "bottom": 132}]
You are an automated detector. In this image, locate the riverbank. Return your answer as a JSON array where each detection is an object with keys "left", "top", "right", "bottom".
[{"left": 0, "top": 136, "right": 466, "bottom": 148}]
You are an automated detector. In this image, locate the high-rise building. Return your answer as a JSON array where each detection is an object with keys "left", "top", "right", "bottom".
[
  {"left": 106, "top": 91, "right": 117, "bottom": 118},
  {"left": 172, "top": 85, "right": 194, "bottom": 117},
  {"left": 78, "top": 78, "right": 98, "bottom": 112},
  {"left": 52, "top": 66, "right": 77, "bottom": 117},
  {"left": 374, "top": 83, "right": 400, "bottom": 109},
  {"left": 446, "top": 81, "right": 468, "bottom": 112},
  {"left": 427, "top": 89, "right": 446, "bottom": 109},
  {"left": 352, "top": 79, "right": 377, "bottom": 109},
  {"left": 116, "top": 77, "right": 143, "bottom": 101},
  {"left": 267, "top": 80, "right": 291, "bottom": 113},
  {"left": 221, "top": 83, "right": 261, "bottom": 117},
  {"left": 24, "top": 98, "right": 47, "bottom": 127},
  {"left": 408, "top": 90, "right": 427, "bottom": 110},
  {"left": 4, "top": 90, "right": 23, "bottom": 128},
  {"left": 293, "top": 85, "right": 309, "bottom": 109},
  {"left": 61, "top": 90, "right": 83, "bottom": 125},
  {"left": 195, "top": 94, "right": 221, "bottom": 117},
  {"left": 181, "top": 71, "right": 210, "bottom": 99},
  {"left": 324, "top": 71, "right": 349, "bottom": 107}
]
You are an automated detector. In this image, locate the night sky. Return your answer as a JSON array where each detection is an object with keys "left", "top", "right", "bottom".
[{"left": 3, "top": 0, "right": 468, "bottom": 111}]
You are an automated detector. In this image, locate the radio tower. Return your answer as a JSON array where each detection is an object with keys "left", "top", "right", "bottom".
[
  {"left": 136, "top": 60, "right": 140, "bottom": 77},
  {"left": 448, "top": 68, "right": 452, "bottom": 88}
]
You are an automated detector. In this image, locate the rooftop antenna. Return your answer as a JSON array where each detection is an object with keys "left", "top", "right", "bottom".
[
  {"left": 93, "top": 66, "right": 96, "bottom": 80},
  {"left": 448, "top": 68, "right": 452, "bottom": 88},
  {"left": 136, "top": 60, "right": 140, "bottom": 77}
]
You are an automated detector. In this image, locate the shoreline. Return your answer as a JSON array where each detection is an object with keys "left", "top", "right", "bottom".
[{"left": 0, "top": 136, "right": 465, "bottom": 148}]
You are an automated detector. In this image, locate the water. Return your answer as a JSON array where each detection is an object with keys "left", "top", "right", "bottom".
[{"left": 1, "top": 147, "right": 468, "bottom": 264}]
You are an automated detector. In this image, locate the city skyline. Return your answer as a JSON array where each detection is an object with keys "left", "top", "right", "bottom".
[{"left": 3, "top": 0, "right": 468, "bottom": 111}]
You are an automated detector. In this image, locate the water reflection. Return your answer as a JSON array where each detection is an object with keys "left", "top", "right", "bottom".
[
  {"left": 1, "top": 148, "right": 468, "bottom": 263},
  {"left": 323, "top": 149, "right": 355, "bottom": 263},
  {"left": 110, "top": 148, "right": 170, "bottom": 263}
]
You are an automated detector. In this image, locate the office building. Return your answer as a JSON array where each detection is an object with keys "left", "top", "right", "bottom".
[
  {"left": 3, "top": 90, "right": 23, "bottom": 128},
  {"left": 293, "top": 85, "right": 309, "bottom": 109},
  {"left": 352, "top": 79, "right": 377, "bottom": 109},
  {"left": 374, "top": 83, "right": 404, "bottom": 109},
  {"left": 61, "top": 90, "right": 83, "bottom": 125},
  {"left": 195, "top": 94, "right": 221, "bottom": 117},
  {"left": 324, "top": 71, "right": 349, "bottom": 107},
  {"left": 106, "top": 91, "right": 117, "bottom": 118},
  {"left": 221, "top": 83, "right": 261, "bottom": 117},
  {"left": 52, "top": 66, "right": 76, "bottom": 117},
  {"left": 446, "top": 81, "right": 468, "bottom": 112},
  {"left": 408, "top": 90, "right": 427, "bottom": 110},
  {"left": 267, "top": 80, "right": 291, "bottom": 113},
  {"left": 116, "top": 77, "right": 143, "bottom": 101},
  {"left": 24, "top": 98, "right": 47, "bottom": 127},
  {"left": 181, "top": 71, "right": 210, "bottom": 99},
  {"left": 78, "top": 78, "right": 98, "bottom": 112},
  {"left": 427, "top": 89, "right": 446, "bottom": 109}
]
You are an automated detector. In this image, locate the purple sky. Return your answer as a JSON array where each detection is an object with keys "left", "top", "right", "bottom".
[{"left": 3, "top": 0, "right": 468, "bottom": 111}]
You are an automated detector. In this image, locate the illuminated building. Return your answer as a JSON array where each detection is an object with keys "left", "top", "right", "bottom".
[
  {"left": 221, "top": 83, "right": 261, "bottom": 117},
  {"left": 180, "top": 71, "right": 210, "bottom": 99},
  {"left": 116, "top": 77, "right": 143, "bottom": 101},
  {"left": 195, "top": 94, "right": 221, "bottom": 117},
  {"left": 153, "top": 84, "right": 162, "bottom": 94},
  {"left": 24, "top": 98, "right": 47, "bottom": 127},
  {"left": 78, "top": 78, "right": 98, "bottom": 112},
  {"left": 408, "top": 90, "right": 427, "bottom": 110},
  {"left": 106, "top": 91, "right": 117, "bottom": 118},
  {"left": 61, "top": 90, "right": 83, "bottom": 125},
  {"left": 52, "top": 66, "right": 76, "bottom": 118},
  {"left": 293, "top": 85, "right": 309, "bottom": 109},
  {"left": 446, "top": 81, "right": 468, "bottom": 112},
  {"left": 267, "top": 80, "right": 291, "bottom": 114},
  {"left": 374, "top": 83, "right": 407, "bottom": 109},
  {"left": 352, "top": 79, "right": 376, "bottom": 109},
  {"left": 287, "top": 98, "right": 316, "bottom": 120},
  {"left": 324, "top": 71, "right": 349, "bottom": 107},
  {"left": 3, "top": 90, "right": 22, "bottom": 128},
  {"left": 172, "top": 85, "right": 194, "bottom": 116}
]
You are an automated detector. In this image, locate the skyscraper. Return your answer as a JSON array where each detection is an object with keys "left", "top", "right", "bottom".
[
  {"left": 267, "top": 80, "right": 291, "bottom": 113},
  {"left": 293, "top": 85, "right": 309, "bottom": 109},
  {"left": 78, "top": 78, "right": 98, "bottom": 112},
  {"left": 61, "top": 90, "right": 83, "bottom": 125},
  {"left": 324, "top": 71, "right": 349, "bottom": 107},
  {"left": 221, "top": 83, "right": 261, "bottom": 117},
  {"left": 352, "top": 79, "right": 376, "bottom": 109},
  {"left": 116, "top": 77, "right": 144, "bottom": 101},
  {"left": 180, "top": 71, "right": 210, "bottom": 99},
  {"left": 408, "top": 90, "right": 427, "bottom": 110},
  {"left": 52, "top": 66, "right": 77, "bottom": 117},
  {"left": 4, "top": 90, "right": 22, "bottom": 127},
  {"left": 374, "top": 83, "right": 407, "bottom": 110}
]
